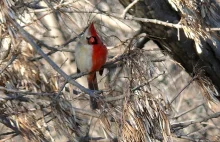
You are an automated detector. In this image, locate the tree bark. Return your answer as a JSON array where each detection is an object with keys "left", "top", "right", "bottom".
[{"left": 119, "top": 0, "right": 220, "bottom": 99}]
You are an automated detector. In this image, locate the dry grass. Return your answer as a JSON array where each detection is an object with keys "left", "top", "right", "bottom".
[{"left": 0, "top": 0, "right": 220, "bottom": 142}]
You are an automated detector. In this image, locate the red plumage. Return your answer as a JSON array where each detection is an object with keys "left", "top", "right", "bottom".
[{"left": 75, "top": 23, "right": 107, "bottom": 109}]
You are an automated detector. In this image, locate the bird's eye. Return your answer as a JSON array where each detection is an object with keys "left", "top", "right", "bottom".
[{"left": 86, "top": 36, "right": 97, "bottom": 45}]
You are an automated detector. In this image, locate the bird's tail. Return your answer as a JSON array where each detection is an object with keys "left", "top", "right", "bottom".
[{"left": 87, "top": 72, "right": 99, "bottom": 109}]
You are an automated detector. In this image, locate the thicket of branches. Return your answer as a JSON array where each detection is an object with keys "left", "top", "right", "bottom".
[{"left": 0, "top": 0, "right": 220, "bottom": 142}]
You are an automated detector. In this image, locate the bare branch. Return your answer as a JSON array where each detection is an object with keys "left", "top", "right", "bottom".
[
  {"left": 9, "top": 19, "right": 96, "bottom": 97},
  {"left": 170, "top": 75, "right": 198, "bottom": 104},
  {"left": 121, "top": 0, "right": 140, "bottom": 18},
  {"left": 0, "top": 86, "right": 56, "bottom": 96},
  {"left": 0, "top": 54, "right": 18, "bottom": 74},
  {"left": 172, "top": 112, "right": 220, "bottom": 131},
  {"left": 173, "top": 102, "right": 204, "bottom": 119},
  {"left": 131, "top": 71, "right": 165, "bottom": 92}
]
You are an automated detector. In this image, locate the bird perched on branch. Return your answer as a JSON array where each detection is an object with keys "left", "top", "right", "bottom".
[{"left": 75, "top": 22, "right": 108, "bottom": 109}]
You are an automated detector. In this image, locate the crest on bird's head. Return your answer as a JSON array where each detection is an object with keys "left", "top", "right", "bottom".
[
  {"left": 79, "top": 22, "right": 101, "bottom": 45},
  {"left": 88, "top": 22, "right": 98, "bottom": 37}
]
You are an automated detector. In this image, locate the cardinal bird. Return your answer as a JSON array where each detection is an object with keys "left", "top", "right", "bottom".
[{"left": 75, "top": 23, "right": 108, "bottom": 109}]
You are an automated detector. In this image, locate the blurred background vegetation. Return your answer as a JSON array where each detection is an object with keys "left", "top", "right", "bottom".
[{"left": 0, "top": 0, "right": 220, "bottom": 141}]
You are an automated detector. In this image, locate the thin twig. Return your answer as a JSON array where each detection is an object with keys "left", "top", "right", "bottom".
[
  {"left": 34, "top": 26, "right": 86, "bottom": 52},
  {"left": 0, "top": 133, "right": 18, "bottom": 142},
  {"left": 0, "top": 131, "right": 16, "bottom": 137},
  {"left": 0, "top": 117, "right": 21, "bottom": 137},
  {"left": 73, "top": 107, "right": 99, "bottom": 118},
  {"left": 131, "top": 71, "right": 165, "bottom": 92},
  {"left": 173, "top": 102, "right": 204, "bottom": 119},
  {"left": 172, "top": 112, "right": 220, "bottom": 131},
  {"left": 174, "top": 134, "right": 208, "bottom": 141},
  {"left": 0, "top": 86, "right": 56, "bottom": 96},
  {"left": 54, "top": 81, "right": 67, "bottom": 99},
  {"left": 170, "top": 76, "right": 198, "bottom": 104},
  {"left": 104, "top": 94, "right": 125, "bottom": 102},
  {"left": 31, "top": 33, "right": 84, "bottom": 61},
  {"left": 41, "top": 107, "right": 55, "bottom": 142},
  {"left": 206, "top": 28, "right": 220, "bottom": 31},
  {"left": 33, "top": 6, "right": 220, "bottom": 32},
  {"left": 125, "top": 15, "right": 183, "bottom": 29},
  {"left": 10, "top": 19, "right": 96, "bottom": 97},
  {"left": 0, "top": 54, "right": 18, "bottom": 74},
  {"left": 186, "top": 126, "right": 211, "bottom": 136},
  {"left": 103, "top": 49, "right": 139, "bottom": 68},
  {"left": 31, "top": 51, "right": 56, "bottom": 61},
  {"left": 121, "top": 0, "right": 140, "bottom": 18}
]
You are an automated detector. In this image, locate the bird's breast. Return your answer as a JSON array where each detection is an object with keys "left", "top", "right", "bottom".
[{"left": 75, "top": 44, "right": 93, "bottom": 72}]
